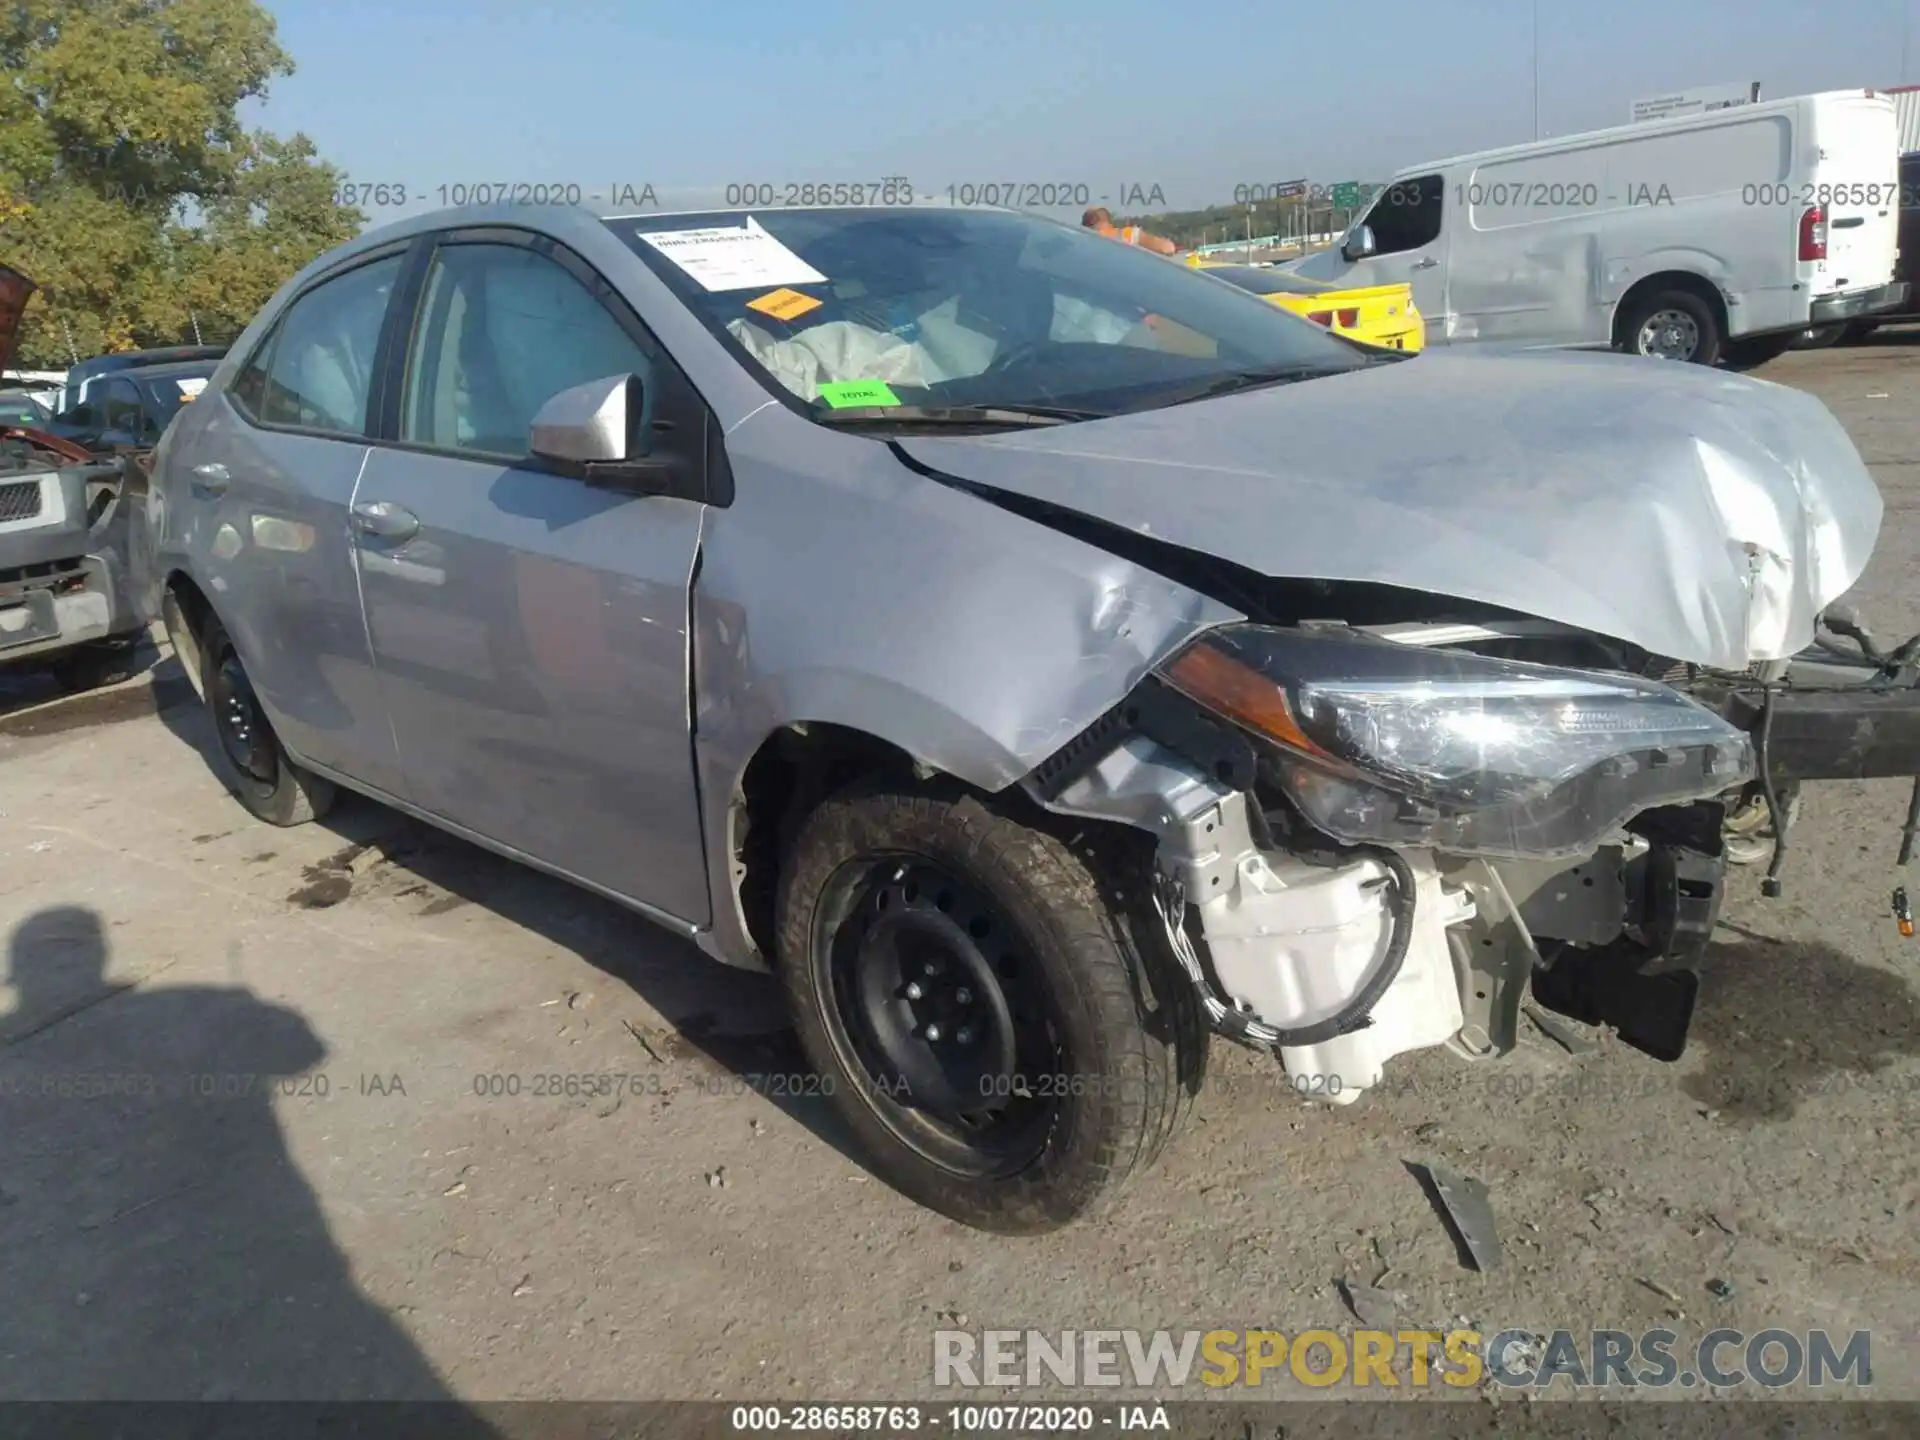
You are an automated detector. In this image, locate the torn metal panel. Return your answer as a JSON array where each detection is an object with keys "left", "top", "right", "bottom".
[
  {"left": 1418, "top": 1161, "right": 1504, "bottom": 1273},
  {"left": 896, "top": 347, "right": 1881, "bottom": 669}
]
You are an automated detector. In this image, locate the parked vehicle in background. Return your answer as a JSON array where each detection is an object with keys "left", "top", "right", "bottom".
[
  {"left": 45, "top": 359, "right": 218, "bottom": 456},
  {"left": 55, "top": 344, "right": 227, "bottom": 416},
  {"left": 1190, "top": 258, "right": 1425, "bottom": 351},
  {"left": 1821, "top": 149, "right": 1920, "bottom": 343},
  {"left": 0, "top": 269, "right": 150, "bottom": 691},
  {"left": 1289, "top": 90, "right": 1908, "bottom": 366},
  {"left": 0, "top": 390, "right": 51, "bottom": 428},
  {"left": 144, "top": 201, "right": 1920, "bottom": 1235}
]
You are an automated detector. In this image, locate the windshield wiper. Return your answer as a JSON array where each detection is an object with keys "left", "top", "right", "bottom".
[
  {"left": 1137, "top": 362, "right": 1371, "bottom": 411},
  {"left": 812, "top": 402, "right": 1108, "bottom": 427}
]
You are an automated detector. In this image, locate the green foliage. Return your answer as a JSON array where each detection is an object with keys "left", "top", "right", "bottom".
[{"left": 0, "top": 0, "right": 364, "bottom": 366}]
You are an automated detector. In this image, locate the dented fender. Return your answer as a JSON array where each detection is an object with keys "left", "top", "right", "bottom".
[{"left": 689, "top": 405, "right": 1237, "bottom": 969}]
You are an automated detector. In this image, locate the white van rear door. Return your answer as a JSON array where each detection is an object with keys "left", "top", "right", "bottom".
[{"left": 1809, "top": 94, "right": 1899, "bottom": 293}]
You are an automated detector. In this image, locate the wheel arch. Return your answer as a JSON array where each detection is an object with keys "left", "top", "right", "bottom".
[
  {"left": 160, "top": 567, "right": 216, "bottom": 701},
  {"left": 1610, "top": 269, "right": 1730, "bottom": 351}
]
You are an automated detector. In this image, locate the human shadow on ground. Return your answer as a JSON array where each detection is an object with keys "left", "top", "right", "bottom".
[{"left": 0, "top": 903, "right": 500, "bottom": 1425}]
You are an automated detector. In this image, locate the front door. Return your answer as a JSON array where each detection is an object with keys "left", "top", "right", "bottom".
[
  {"left": 351, "top": 234, "right": 712, "bottom": 926},
  {"left": 1304, "top": 175, "right": 1451, "bottom": 337}
]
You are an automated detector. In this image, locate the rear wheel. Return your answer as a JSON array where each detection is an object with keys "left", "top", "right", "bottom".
[
  {"left": 776, "top": 785, "right": 1199, "bottom": 1234},
  {"left": 199, "top": 615, "right": 335, "bottom": 826},
  {"left": 1619, "top": 289, "right": 1722, "bottom": 365}
]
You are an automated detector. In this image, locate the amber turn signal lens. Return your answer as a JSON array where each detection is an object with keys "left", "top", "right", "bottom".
[{"left": 1162, "top": 643, "right": 1332, "bottom": 759}]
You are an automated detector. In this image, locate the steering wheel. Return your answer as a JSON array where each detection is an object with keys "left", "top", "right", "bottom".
[{"left": 983, "top": 335, "right": 1050, "bottom": 375}]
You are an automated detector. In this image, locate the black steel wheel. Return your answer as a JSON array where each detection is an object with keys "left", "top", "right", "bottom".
[
  {"left": 777, "top": 785, "right": 1201, "bottom": 1234},
  {"left": 197, "top": 614, "right": 335, "bottom": 826},
  {"left": 822, "top": 858, "right": 1062, "bottom": 1177}
]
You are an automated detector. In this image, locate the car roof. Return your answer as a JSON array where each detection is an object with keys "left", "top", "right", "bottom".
[
  {"left": 68, "top": 345, "right": 227, "bottom": 379},
  {"left": 121, "top": 358, "right": 221, "bottom": 381}
]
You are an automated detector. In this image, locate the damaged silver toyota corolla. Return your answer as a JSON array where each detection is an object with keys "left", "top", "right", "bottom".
[{"left": 143, "top": 201, "right": 1919, "bottom": 1233}]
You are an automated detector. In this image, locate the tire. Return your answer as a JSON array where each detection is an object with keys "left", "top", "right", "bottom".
[
  {"left": 1619, "top": 288, "right": 1722, "bottom": 365},
  {"left": 197, "top": 614, "right": 335, "bottom": 826},
  {"left": 47, "top": 639, "right": 141, "bottom": 693},
  {"left": 1720, "top": 333, "right": 1793, "bottom": 371},
  {"left": 775, "top": 784, "right": 1200, "bottom": 1234}
]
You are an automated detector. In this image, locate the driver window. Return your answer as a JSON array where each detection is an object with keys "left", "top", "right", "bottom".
[
  {"left": 1366, "top": 175, "right": 1443, "bottom": 256},
  {"left": 401, "top": 242, "right": 654, "bottom": 458}
]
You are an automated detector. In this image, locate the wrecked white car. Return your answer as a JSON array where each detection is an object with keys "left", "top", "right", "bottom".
[{"left": 143, "top": 202, "right": 1912, "bottom": 1233}]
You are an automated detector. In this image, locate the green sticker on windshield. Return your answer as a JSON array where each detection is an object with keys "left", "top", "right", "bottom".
[{"left": 816, "top": 380, "right": 901, "bottom": 409}]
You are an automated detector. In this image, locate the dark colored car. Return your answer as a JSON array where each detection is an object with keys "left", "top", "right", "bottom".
[
  {"left": 46, "top": 359, "right": 219, "bottom": 455},
  {"left": 60, "top": 344, "right": 227, "bottom": 409},
  {"left": 0, "top": 389, "right": 50, "bottom": 428}
]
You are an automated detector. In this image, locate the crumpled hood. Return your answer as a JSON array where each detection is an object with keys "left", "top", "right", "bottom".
[{"left": 896, "top": 349, "right": 1882, "bottom": 668}]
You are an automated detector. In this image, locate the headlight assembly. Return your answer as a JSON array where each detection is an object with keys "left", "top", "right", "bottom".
[{"left": 1156, "top": 624, "right": 1755, "bottom": 859}]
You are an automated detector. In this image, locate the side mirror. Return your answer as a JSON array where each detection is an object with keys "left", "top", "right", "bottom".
[
  {"left": 1341, "top": 224, "right": 1377, "bottom": 262},
  {"left": 528, "top": 373, "right": 699, "bottom": 501}
]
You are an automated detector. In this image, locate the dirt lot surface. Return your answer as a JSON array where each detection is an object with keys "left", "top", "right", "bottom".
[{"left": 1, "top": 340, "right": 1916, "bottom": 1415}]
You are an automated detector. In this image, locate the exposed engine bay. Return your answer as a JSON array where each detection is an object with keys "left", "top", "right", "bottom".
[{"left": 1021, "top": 569, "right": 1920, "bottom": 1103}]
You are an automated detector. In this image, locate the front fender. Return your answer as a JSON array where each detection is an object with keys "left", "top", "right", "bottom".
[{"left": 690, "top": 410, "right": 1237, "bottom": 968}]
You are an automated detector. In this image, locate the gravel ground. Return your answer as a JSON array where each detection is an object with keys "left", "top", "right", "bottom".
[{"left": 0, "top": 341, "right": 1915, "bottom": 1415}]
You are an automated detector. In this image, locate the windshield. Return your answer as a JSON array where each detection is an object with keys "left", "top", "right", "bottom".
[
  {"left": 137, "top": 370, "right": 213, "bottom": 426},
  {"left": 616, "top": 208, "right": 1371, "bottom": 419}
]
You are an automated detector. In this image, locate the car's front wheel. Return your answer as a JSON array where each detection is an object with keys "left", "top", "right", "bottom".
[
  {"left": 776, "top": 784, "right": 1199, "bottom": 1234},
  {"left": 198, "top": 614, "right": 336, "bottom": 826}
]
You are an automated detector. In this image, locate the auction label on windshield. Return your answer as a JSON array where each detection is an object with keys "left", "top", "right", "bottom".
[
  {"left": 636, "top": 216, "right": 827, "bottom": 292},
  {"left": 746, "top": 287, "right": 824, "bottom": 322},
  {"left": 816, "top": 380, "right": 901, "bottom": 408}
]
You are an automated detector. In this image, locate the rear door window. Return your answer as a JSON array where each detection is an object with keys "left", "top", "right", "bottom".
[{"left": 235, "top": 255, "right": 403, "bottom": 436}]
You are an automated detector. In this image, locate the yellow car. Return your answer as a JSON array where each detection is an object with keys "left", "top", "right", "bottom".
[{"left": 1188, "top": 258, "right": 1425, "bottom": 352}]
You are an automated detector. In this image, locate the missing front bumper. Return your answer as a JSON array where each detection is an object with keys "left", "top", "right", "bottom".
[{"left": 1722, "top": 685, "right": 1920, "bottom": 782}]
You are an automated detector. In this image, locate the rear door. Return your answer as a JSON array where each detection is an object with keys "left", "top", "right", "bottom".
[
  {"left": 350, "top": 229, "right": 712, "bottom": 926},
  {"left": 186, "top": 249, "right": 410, "bottom": 795},
  {"left": 1809, "top": 94, "right": 1900, "bottom": 294}
]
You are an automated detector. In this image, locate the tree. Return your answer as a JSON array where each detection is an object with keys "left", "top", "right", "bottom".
[{"left": 0, "top": 0, "right": 364, "bottom": 366}]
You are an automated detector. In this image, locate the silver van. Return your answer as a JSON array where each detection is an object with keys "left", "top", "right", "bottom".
[{"left": 1294, "top": 90, "right": 1908, "bottom": 365}]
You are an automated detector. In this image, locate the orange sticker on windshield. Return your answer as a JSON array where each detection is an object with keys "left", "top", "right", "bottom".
[{"left": 747, "top": 287, "right": 823, "bottom": 322}]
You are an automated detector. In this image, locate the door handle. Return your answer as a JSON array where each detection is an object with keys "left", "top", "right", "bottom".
[
  {"left": 1410, "top": 257, "right": 1438, "bottom": 270},
  {"left": 190, "top": 461, "right": 230, "bottom": 494},
  {"left": 350, "top": 500, "right": 420, "bottom": 541}
]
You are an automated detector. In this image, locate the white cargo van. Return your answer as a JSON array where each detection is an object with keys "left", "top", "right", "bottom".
[{"left": 1292, "top": 90, "right": 1908, "bottom": 365}]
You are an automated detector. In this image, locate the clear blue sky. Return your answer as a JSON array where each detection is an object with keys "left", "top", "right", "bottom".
[{"left": 246, "top": 0, "right": 1919, "bottom": 219}]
